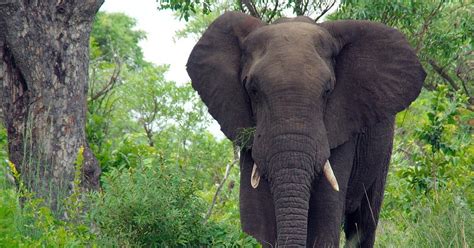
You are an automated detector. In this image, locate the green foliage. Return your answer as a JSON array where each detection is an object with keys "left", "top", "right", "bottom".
[
  {"left": 87, "top": 12, "right": 142, "bottom": 172},
  {"left": 119, "top": 64, "right": 210, "bottom": 138},
  {"left": 403, "top": 86, "right": 472, "bottom": 196},
  {"left": 84, "top": 10, "right": 258, "bottom": 246},
  {"left": 159, "top": 0, "right": 338, "bottom": 23},
  {"left": 93, "top": 164, "right": 207, "bottom": 246},
  {"left": 386, "top": 87, "right": 472, "bottom": 211},
  {"left": 174, "top": 5, "right": 224, "bottom": 41},
  {"left": 0, "top": 154, "right": 97, "bottom": 247},
  {"left": 236, "top": 127, "right": 256, "bottom": 150},
  {"left": 91, "top": 12, "right": 146, "bottom": 66},
  {"left": 376, "top": 190, "right": 472, "bottom": 247},
  {"left": 93, "top": 162, "right": 257, "bottom": 247},
  {"left": 158, "top": 0, "right": 214, "bottom": 21},
  {"left": 0, "top": 125, "right": 6, "bottom": 163},
  {"left": 378, "top": 85, "right": 473, "bottom": 246}
]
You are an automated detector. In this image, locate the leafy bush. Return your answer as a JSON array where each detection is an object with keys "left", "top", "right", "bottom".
[
  {"left": 378, "top": 86, "right": 473, "bottom": 246},
  {"left": 402, "top": 86, "right": 472, "bottom": 195},
  {"left": 93, "top": 162, "right": 257, "bottom": 247},
  {"left": 386, "top": 86, "right": 473, "bottom": 210}
]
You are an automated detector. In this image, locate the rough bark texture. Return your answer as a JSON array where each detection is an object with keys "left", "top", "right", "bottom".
[{"left": 0, "top": 0, "right": 103, "bottom": 209}]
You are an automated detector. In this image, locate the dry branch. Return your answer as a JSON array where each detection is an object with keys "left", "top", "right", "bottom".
[
  {"left": 90, "top": 60, "right": 122, "bottom": 101},
  {"left": 242, "top": 0, "right": 261, "bottom": 19},
  {"left": 204, "top": 146, "right": 239, "bottom": 223},
  {"left": 428, "top": 58, "right": 460, "bottom": 92},
  {"left": 314, "top": 0, "right": 337, "bottom": 22}
]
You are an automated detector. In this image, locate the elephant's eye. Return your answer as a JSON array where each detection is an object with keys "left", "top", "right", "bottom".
[
  {"left": 323, "top": 83, "right": 333, "bottom": 97},
  {"left": 325, "top": 88, "right": 331, "bottom": 96},
  {"left": 249, "top": 86, "right": 258, "bottom": 96},
  {"left": 244, "top": 76, "right": 258, "bottom": 97},
  {"left": 242, "top": 76, "right": 248, "bottom": 87}
]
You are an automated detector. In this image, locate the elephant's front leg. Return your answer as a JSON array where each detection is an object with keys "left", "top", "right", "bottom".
[
  {"left": 307, "top": 139, "right": 356, "bottom": 247},
  {"left": 344, "top": 117, "right": 395, "bottom": 248}
]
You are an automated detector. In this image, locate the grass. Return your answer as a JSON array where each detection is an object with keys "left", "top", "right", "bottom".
[{"left": 376, "top": 192, "right": 472, "bottom": 247}]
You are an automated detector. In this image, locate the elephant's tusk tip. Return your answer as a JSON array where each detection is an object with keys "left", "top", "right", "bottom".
[
  {"left": 251, "top": 163, "right": 260, "bottom": 189},
  {"left": 323, "top": 160, "right": 339, "bottom": 192}
]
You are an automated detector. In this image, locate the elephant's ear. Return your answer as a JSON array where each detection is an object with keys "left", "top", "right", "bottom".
[
  {"left": 187, "top": 12, "right": 264, "bottom": 141},
  {"left": 320, "top": 20, "right": 426, "bottom": 148}
]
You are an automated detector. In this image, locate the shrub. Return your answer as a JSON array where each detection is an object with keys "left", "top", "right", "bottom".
[
  {"left": 377, "top": 86, "right": 473, "bottom": 247},
  {"left": 93, "top": 162, "right": 258, "bottom": 247}
]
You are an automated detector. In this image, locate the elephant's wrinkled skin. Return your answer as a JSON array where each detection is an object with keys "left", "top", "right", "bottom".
[{"left": 187, "top": 12, "right": 425, "bottom": 247}]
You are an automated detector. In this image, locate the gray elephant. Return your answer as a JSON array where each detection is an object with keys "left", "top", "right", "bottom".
[{"left": 187, "top": 12, "right": 425, "bottom": 247}]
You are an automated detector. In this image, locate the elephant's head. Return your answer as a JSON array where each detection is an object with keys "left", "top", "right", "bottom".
[{"left": 187, "top": 12, "right": 425, "bottom": 246}]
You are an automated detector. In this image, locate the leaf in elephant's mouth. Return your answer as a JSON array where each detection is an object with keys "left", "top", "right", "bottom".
[{"left": 236, "top": 127, "right": 256, "bottom": 150}]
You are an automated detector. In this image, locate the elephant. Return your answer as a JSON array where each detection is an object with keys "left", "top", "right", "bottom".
[{"left": 187, "top": 11, "right": 426, "bottom": 247}]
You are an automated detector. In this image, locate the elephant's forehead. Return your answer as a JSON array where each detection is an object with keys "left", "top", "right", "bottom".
[{"left": 243, "top": 22, "right": 334, "bottom": 55}]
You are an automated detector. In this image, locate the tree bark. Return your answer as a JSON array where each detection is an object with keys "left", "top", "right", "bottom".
[{"left": 0, "top": 0, "right": 103, "bottom": 210}]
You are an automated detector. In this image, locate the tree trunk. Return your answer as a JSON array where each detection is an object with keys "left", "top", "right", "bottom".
[{"left": 0, "top": 0, "right": 103, "bottom": 211}]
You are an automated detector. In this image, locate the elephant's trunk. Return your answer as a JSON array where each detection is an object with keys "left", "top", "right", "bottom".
[{"left": 269, "top": 152, "right": 314, "bottom": 247}]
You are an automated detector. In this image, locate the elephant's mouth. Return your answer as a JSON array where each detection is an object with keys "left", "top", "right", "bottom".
[{"left": 250, "top": 160, "right": 339, "bottom": 191}]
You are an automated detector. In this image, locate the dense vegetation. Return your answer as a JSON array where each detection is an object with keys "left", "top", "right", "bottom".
[{"left": 0, "top": 1, "right": 472, "bottom": 247}]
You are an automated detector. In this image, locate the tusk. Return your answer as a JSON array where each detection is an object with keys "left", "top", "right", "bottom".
[
  {"left": 251, "top": 163, "right": 260, "bottom": 189},
  {"left": 323, "top": 160, "right": 339, "bottom": 192}
]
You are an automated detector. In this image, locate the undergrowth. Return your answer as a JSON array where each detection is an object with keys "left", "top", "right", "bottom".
[{"left": 0, "top": 147, "right": 97, "bottom": 247}]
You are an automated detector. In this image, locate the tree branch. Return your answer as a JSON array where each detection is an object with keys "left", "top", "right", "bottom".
[
  {"left": 242, "top": 0, "right": 260, "bottom": 19},
  {"left": 428, "top": 58, "right": 459, "bottom": 91},
  {"left": 303, "top": 0, "right": 310, "bottom": 16},
  {"left": 314, "top": 0, "right": 337, "bottom": 22},
  {"left": 414, "top": 1, "right": 443, "bottom": 53},
  {"left": 143, "top": 122, "right": 154, "bottom": 147},
  {"left": 455, "top": 51, "right": 473, "bottom": 102},
  {"left": 458, "top": 78, "right": 473, "bottom": 104},
  {"left": 266, "top": 0, "right": 279, "bottom": 22},
  {"left": 90, "top": 60, "right": 122, "bottom": 101},
  {"left": 260, "top": 0, "right": 269, "bottom": 18},
  {"left": 294, "top": 0, "right": 304, "bottom": 16},
  {"left": 428, "top": 56, "right": 473, "bottom": 105},
  {"left": 203, "top": 146, "right": 239, "bottom": 223},
  {"left": 238, "top": 0, "right": 245, "bottom": 13}
]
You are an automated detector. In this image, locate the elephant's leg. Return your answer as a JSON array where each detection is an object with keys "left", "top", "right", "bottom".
[
  {"left": 343, "top": 177, "right": 386, "bottom": 248},
  {"left": 343, "top": 117, "right": 394, "bottom": 248},
  {"left": 307, "top": 139, "right": 356, "bottom": 248}
]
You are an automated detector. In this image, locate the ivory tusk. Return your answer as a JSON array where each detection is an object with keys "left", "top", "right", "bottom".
[
  {"left": 251, "top": 163, "right": 260, "bottom": 189},
  {"left": 323, "top": 160, "right": 339, "bottom": 192}
]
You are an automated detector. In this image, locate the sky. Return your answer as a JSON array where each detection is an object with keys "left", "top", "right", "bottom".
[{"left": 100, "top": 0, "right": 195, "bottom": 84}]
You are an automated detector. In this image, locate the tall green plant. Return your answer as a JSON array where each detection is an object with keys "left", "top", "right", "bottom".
[
  {"left": 0, "top": 125, "right": 6, "bottom": 161},
  {"left": 393, "top": 86, "right": 472, "bottom": 198},
  {"left": 0, "top": 148, "right": 97, "bottom": 247}
]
